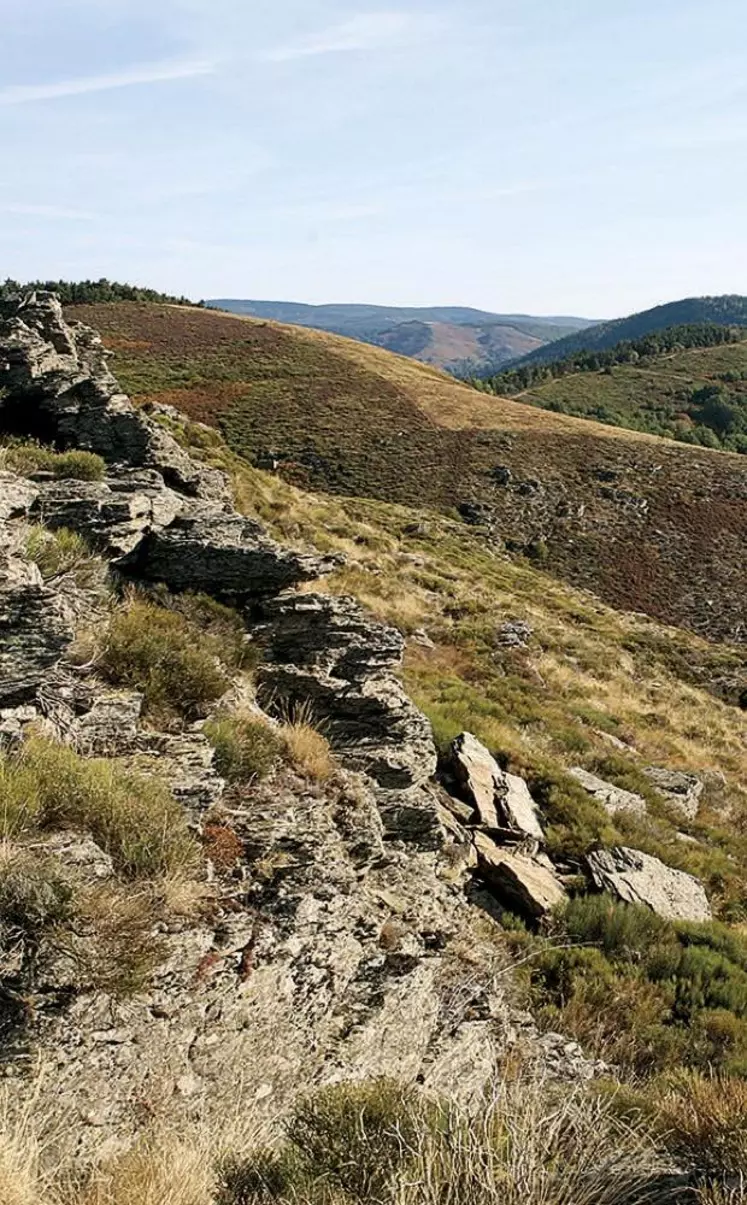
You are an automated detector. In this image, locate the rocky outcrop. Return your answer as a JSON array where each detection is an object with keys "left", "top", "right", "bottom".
[
  {"left": 448, "top": 733, "right": 544, "bottom": 839},
  {"left": 31, "top": 470, "right": 183, "bottom": 558},
  {"left": 258, "top": 592, "right": 440, "bottom": 843},
  {"left": 0, "top": 292, "right": 227, "bottom": 500},
  {"left": 570, "top": 767, "right": 647, "bottom": 818},
  {"left": 644, "top": 767, "right": 704, "bottom": 821},
  {"left": 587, "top": 847, "right": 711, "bottom": 923}
]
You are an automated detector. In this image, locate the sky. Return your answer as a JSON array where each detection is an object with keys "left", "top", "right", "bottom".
[{"left": 0, "top": 0, "right": 745, "bottom": 317}]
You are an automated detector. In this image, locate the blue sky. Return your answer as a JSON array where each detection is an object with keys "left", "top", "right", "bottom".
[{"left": 0, "top": 0, "right": 745, "bottom": 316}]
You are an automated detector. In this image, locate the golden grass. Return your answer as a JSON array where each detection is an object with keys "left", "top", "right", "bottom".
[
  {"left": 281, "top": 722, "right": 335, "bottom": 782},
  {"left": 184, "top": 305, "right": 680, "bottom": 444}
]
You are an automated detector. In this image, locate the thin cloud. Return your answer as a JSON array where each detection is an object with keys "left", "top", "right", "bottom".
[
  {"left": 262, "top": 13, "right": 419, "bottom": 62},
  {"left": 0, "top": 203, "right": 97, "bottom": 220},
  {"left": 0, "top": 58, "right": 215, "bottom": 106}
]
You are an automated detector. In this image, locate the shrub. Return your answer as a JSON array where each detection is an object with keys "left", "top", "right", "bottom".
[
  {"left": 218, "top": 1076, "right": 671, "bottom": 1205},
  {"left": 101, "top": 600, "right": 229, "bottom": 720},
  {"left": 651, "top": 1071, "right": 747, "bottom": 1180},
  {"left": 24, "top": 525, "right": 95, "bottom": 581},
  {"left": 2, "top": 439, "right": 105, "bottom": 481},
  {"left": 205, "top": 715, "right": 284, "bottom": 784},
  {"left": 0, "top": 738, "right": 198, "bottom": 879},
  {"left": 70, "top": 884, "right": 166, "bottom": 997},
  {"left": 561, "top": 894, "right": 673, "bottom": 964}
]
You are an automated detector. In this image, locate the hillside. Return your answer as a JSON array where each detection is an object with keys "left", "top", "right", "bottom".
[
  {"left": 478, "top": 325, "right": 747, "bottom": 453},
  {"left": 2, "top": 295, "right": 747, "bottom": 1203},
  {"left": 207, "top": 298, "right": 596, "bottom": 374},
  {"left": 68, "top": 302, "right": 747, "bottom": 645},
  {"left": 370, "top": 318, "right": 548, "bottom": 373},
  {"left": 511, "top": 295, "right": 747, "bottom": 367}
]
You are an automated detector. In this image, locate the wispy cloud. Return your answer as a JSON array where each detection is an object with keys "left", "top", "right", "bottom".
[
  {"left": 262, "top": 13, "right": 420, "bottom": 63},
  {"left": 0, "top": 202, "right": 97, "bottom": 220},
  {"left": 0, "top": 58, "right": 215, "bottom": 106}
]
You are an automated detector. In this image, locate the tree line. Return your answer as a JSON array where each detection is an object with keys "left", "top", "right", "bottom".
[{"left": 0, "top": 278, "right": 199, "bottom": 306}]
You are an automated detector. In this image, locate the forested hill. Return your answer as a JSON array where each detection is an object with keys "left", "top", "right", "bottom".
[
  {"left": 509, "top": 295, "right": 747, "bottom": 367},
  {"left": 477, "top": 322, "right": 747, "bottom": 453}
]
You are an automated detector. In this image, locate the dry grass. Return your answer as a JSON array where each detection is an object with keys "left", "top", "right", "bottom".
[
  {"left": 218, "top": 1075, "right": 673, "bottom": 1205},
  {"left": 76, "top": 1136, "right": 217, "bottom": 1205},
  {"left": 280, "top": 721, "right": 335, "bottom": 782}
]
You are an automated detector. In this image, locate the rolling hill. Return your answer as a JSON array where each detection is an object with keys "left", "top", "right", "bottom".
[
  {"left": 67, "top": 302, "right": 747, "bottom": 645},
  {"left": 478, "top": 324, "right": 747, "bottom": 454},
  {"left": 206, "top": 298, "right": 597, "bottom": 375},
  {"left": 509, "top": 295, "right": 747, "bottom": 368}
]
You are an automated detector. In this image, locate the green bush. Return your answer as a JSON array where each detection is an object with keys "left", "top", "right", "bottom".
[
  {"left": 101, "top": 599, "right": 230, "bottom": 719},
  {"left": 205, "top": 714, "right": 284, "bottom": 784},
  {"left": 0, "top": 738, "right": 198, "bottom": 878},
  {"left": 218, "top": 1077, "right": 669, "bottom": 1205},
  {"left": 562, "top": 894, "right": 673, "bottom": 963},
  {"left": 2, "top": 439, "right": 105, "bottom": 480},
  {"left": 524, "top": 899, "right": 747, "bottom": 1075}
]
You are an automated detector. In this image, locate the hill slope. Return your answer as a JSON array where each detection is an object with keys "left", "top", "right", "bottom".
[
  {"left": 207, "top": 299, "right": 596, "bottom": 375},
  {"left": 479, "top": 326, "right": 747, "bottom": 453},
  {"left": 68, "top": 302, "right": 747, "bottom": 644},
  {"left": 511, "top": 295, "right": 747, "bottom": 367}
]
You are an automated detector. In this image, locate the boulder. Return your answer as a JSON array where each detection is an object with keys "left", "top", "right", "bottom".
[
  {"left": 496, "top": 620, "right": 533, "bottom": 648},
  {"left": 586, "top": 847, "right": 711, "bottom": 923},
  {"left": 643, "top": 767, "right": 703, "bottom": 821},
  {"left": 449, "top": 733, "right": 543, "bottom": 840},
  {"left": 569, "top": 767, "right": 647, "bottom": 818},
  {"left": 121, "top": 503, "right": 337, "bottom": 599},
  {"left": 473, "top": 832, "right": 567, "bottom": 919}
]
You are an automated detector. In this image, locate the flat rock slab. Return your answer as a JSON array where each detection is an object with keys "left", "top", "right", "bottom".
[
  {"left": 123, "top": 504, "right": 338, "bottom": 599},
  {"left": 570, "top": 767, "right": 647, "bottom": 818},
  {"left": 644, "top": 767, "right": 704, "bottom": 821},
  {"left": 473, "top": 832, "right": 566, "bottom": 919},
  {"left": 450, "top": 732, "right": 543, "bottom": 840},
  {"left": 587, "top": 846, "right": 711, "bottom": 923}
]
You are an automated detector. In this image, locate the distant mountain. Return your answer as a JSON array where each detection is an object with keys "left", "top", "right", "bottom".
[
  {"left": 509, "top": 295, "right": 747, "bottom": 368},
  {"left": 205, "top": 299, "right": 597, "bottom": 375}
]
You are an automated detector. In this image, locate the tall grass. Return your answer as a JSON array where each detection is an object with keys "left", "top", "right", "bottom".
[{"left": 0, "top": 738, "right": 198, "bottom": 878}]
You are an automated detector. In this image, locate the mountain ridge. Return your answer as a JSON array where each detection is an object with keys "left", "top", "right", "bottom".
[{"left": 508, "top": 294, "right": 747, "bottom": 368}]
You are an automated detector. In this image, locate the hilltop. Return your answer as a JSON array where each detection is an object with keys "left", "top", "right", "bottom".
[
  {"left": 510, "top": 294, "right": 747, "bottom": 367},
  {"left": 68, "top": 302, "right": 747, "bottom": 644},
  {"left": 207, "top": 298, "right": 596, "bottom": 375}
]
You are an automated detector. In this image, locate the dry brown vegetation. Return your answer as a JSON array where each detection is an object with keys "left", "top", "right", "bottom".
[{"left": 67, "top": 302, "right": 747, "bottom": 643}]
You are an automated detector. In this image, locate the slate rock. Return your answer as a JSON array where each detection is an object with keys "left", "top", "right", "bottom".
[
  {"left": 473, "top": 832, "right": 567, "bottom": 919},
  {"left": 449, "top": 733, "right": 543, "bottom": 840},
  {"left": 121, "top": 503, "right": 337, "bottom": 600},
  {"left": 643, "top": 767, "right": 704, "bottom": 821},
  {"left": 570, "top": 766, "right": 647, "bottom": 818},
  {"left": 586, "top": 847, "right": 711, "bottom": 923}
]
